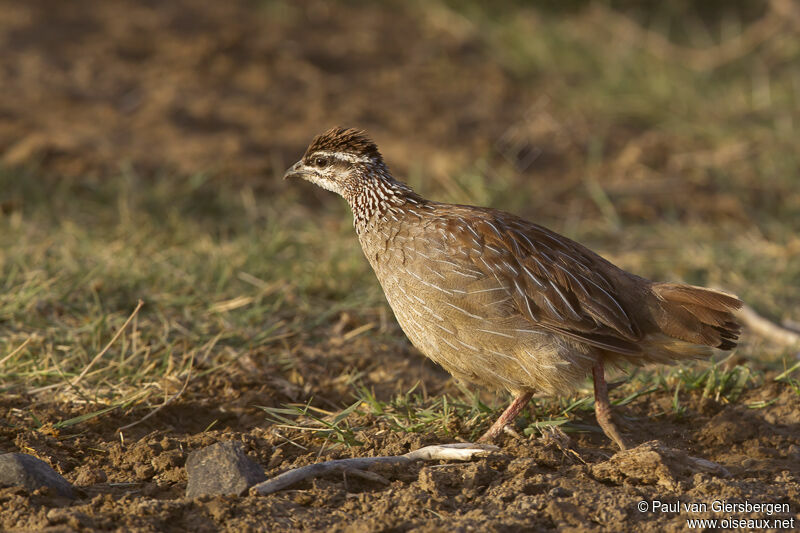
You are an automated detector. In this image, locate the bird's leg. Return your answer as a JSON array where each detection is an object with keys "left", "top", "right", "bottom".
[
  {"left": 592, "top": 361, "right": 631, "bottom": 450},
  {"left": 478, "top": 391, "right": 534, "bottom": 442}
]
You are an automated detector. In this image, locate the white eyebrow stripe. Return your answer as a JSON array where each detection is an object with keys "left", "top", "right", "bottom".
[{"left": 310, "top": 150, "right": 373, "bottom": 164}]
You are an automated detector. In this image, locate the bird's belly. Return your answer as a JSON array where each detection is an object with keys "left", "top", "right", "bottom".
[{"left": 377, "top": 272, "right": 595, "bottom": 395}]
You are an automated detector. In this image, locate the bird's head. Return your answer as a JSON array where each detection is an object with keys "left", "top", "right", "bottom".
[{"left": 283, "top": 127, "right": 386, "bottom": 198}]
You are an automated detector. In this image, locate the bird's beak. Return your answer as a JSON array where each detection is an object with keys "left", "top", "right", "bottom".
[{"left": 283, "top": 160, "right": 307, "bottom": 180}]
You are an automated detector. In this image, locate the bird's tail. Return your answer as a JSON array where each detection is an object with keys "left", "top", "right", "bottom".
[{"left": 650, "top": 282, "right": 742, "bottom": 351}]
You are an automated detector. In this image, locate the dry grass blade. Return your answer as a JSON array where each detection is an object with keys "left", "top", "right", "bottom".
[
  {"left": 0, "top": 337, "right": 32, "bottom": 367},
  {"left": 69, "top": 300, "right": 145, "bottom": 389},
  {"left": 116, "top": 350, "right": 196, "bottom": 433}
]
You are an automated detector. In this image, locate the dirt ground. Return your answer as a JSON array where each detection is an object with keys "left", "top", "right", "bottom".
[
  {"left": 1, "top": 0, "right": 799, "bottom": 531},
  {"left": 2, "top": 365, "right": 799, "bottom": 531}
]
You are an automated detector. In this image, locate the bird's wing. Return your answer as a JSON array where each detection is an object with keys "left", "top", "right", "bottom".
[{"left": 437, "top": 206, "right": 644, "bottom": 355}]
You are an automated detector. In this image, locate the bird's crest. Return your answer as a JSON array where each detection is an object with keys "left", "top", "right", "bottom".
[{"left": 304, "top": 127, "right": 382, "bottom": 161}]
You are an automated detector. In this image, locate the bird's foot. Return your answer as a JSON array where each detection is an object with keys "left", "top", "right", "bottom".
[
  {"left": 593, "top": 361, "right": 632, "bottom": 451},
  {"left": 478, "top": 391, "right": 534, "bottom": 443},
  {"left": 600, "top": 413, "right": 633, "bottom": 451}
]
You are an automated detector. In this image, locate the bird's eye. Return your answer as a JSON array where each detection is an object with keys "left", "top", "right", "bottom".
[{"left": 314, "top": 157, "right": 329, "bottom": 168}]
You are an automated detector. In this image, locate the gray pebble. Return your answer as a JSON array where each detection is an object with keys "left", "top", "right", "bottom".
[
  {"left": 185, "top": 441, "right": 266, "bottom": 498},
  {"left": 0, "top": 453, "right": 75, "bottom": 499}
]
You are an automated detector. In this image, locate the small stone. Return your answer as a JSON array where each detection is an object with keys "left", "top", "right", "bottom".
[
  {"left": 0, "top": 453, "right": 75, "bottom": 499},
  {"left": 185, "top": 441, "right": 266, "bottom": 498}
]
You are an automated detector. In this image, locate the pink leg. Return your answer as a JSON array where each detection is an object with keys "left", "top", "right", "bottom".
[
  {"left": 592, "top": 362, "right": 630, "bottom": 450},
  {"left": 478, "top": 391, "right": 534, "bottom": 442}
]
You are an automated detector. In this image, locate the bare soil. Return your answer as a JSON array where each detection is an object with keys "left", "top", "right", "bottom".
[
  {"left": 2, "top": 363, "right": 799, "bottom": 531},
  {"left": 1, "top": 1, "right": 798, "bottom": 531}
]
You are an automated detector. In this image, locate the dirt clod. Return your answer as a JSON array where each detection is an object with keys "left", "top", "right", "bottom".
[{"left": 591, "top": 440, "right": 730, "bottom": 491}]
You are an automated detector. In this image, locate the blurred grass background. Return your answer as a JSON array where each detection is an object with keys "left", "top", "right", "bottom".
[{"left": 0, "top": 0, "right": 798, "bottom": 431}]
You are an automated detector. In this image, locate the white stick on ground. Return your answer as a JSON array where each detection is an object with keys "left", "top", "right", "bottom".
[
  {"left": 736, "top": 304, "right": 800, "bottom": 348},
  {"left": 249, "top": 443, "right": 499, "bottom": 496}
]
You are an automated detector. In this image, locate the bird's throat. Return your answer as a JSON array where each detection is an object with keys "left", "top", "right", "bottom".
[{"left": 348, "top": 171, "right": 419, "bottom": 234}]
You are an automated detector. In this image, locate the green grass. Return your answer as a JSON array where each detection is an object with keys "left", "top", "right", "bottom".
[
  {"left": 0, "top": 166, "right": 797, "bottom": 439},
  {"left": 0, "top": 171, "right": 383, "bottom": 424},
  {"left": 1, "top": 1, "right": 799, "bottom": 439},
  {"left": 256, "top": 353, "right": 799, "bottom": 448}
]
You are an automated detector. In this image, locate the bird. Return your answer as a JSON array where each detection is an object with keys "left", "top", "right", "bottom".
[{"left": 284, "top": 127, "right": 742, "bottom": 450}]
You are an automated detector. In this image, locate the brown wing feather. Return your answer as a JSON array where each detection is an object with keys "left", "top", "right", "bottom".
[{"left": 440, "top": 205, "right": 643, "bottom": 355}]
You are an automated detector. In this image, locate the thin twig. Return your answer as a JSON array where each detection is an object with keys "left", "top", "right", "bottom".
[
  {"left": 70, "top": 300, "right": 144, "bottom": 389},
  {"left": 250, "top": 443, "right": 499, "bottom": 496}
]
